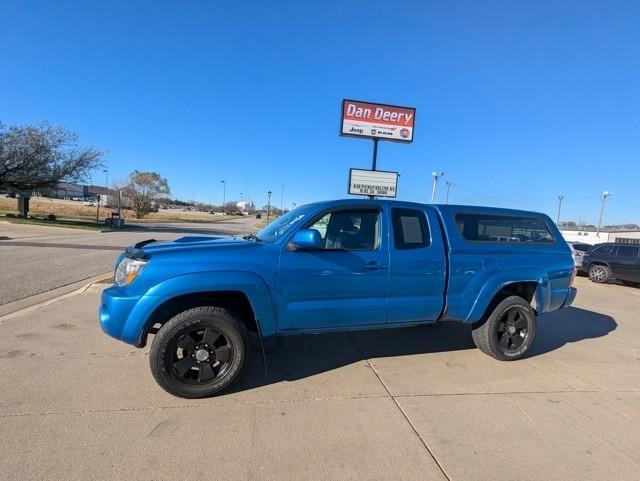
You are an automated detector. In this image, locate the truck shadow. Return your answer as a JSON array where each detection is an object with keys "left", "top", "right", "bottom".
[{"left": 229, "top": 306, "right": 616, "bottom": 394}]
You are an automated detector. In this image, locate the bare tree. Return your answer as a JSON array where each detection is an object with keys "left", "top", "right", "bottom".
[
  {"left": 0, "top": 122, "right": 103, "bottom": 192},
  {"left": 122, "top": 170, "right": 170, "bottom": 219}
]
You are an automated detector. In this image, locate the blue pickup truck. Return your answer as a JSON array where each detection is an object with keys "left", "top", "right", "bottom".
[{"left": 99, "top": 199, "right": 576, "bottom": 398}]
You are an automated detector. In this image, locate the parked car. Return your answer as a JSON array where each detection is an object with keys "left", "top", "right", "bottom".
[
  {"left": 99, "top": 200, "right": 576, "bottom": 398},
  {"left": 581, "top": 243, "right": 640, "bottom": 286},
  {"left": 567, "top": 241, "right": 592, "bottom": 267}
]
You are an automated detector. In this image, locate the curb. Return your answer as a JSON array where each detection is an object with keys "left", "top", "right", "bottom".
[{"left": 0, "top": 273, "right": 112, "bottom": 325}]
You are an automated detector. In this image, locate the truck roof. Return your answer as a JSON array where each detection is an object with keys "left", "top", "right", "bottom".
[{"left": 305, "top": 198, "right": 548, "bottom": 219}]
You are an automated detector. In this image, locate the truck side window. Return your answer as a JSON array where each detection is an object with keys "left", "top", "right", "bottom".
[
  {"left": 455, "top": 213, "right": 554, "bottom": 243},
  {"left": 392, "top": 208, "right": 430, "bottom": 249},
  {"left": 306, "top": 209, "right": 380, "bottom": 251}
]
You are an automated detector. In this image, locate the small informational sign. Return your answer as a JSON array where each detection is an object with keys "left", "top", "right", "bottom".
[
  {"left": 348, "top": 168, "right": 398, "bottom": 198},
  {"left": 341, "top": 99, "right": 415, "bottom": 143}
]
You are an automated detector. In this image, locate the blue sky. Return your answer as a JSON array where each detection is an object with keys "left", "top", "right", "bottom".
[{"left": 2, "top": 0, "right": 639, "bottom": 224}]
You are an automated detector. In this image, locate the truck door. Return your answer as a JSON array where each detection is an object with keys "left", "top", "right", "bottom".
[
  {"left": 277, "top": 206, "right": 389, "bottom": 331},
  {"left": 387, "top": 207, "right": 446, "bottom": 323}
]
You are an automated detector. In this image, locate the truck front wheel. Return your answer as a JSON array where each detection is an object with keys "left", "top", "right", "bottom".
[
  {"left": 472, "top": 296, "right": 536, "bottom": 361},
  {"left": 149, "top": 306, "right": 249, "bottom": 398}
]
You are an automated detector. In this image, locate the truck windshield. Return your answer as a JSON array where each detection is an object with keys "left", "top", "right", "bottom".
[{"left": 256, "top": 206, "right": 312, "bottom": 243}]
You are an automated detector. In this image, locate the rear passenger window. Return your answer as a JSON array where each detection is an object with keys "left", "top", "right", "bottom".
[
  {"left": 455, "top": 213, "right": 554, "bottom": 243},
  {"left": 616, "top": 246, "right": 639, "bottom": 257},
  {"left": 392, "top": 208, "right": 430, "bottom": 249}
]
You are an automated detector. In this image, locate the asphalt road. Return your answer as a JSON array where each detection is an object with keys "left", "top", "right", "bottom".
[
  {"left": 0, "top": 217, "right": 259, "bottom": 305},
  {"left": 0, "top": 276, "right": 638, "bottom": 481}
]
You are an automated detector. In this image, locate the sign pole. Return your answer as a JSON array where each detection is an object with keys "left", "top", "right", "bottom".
[{"left": 371, "top": 138, "right": 378, "bottom": 171}]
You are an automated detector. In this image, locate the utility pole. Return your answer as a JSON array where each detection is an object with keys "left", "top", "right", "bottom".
[
  {"left": 220, "top": 180, "right": 226, "bottom": 215},
  {"left": 96, "top": 168, "right": 107, "bottom": 223},
  {"left": 431, "top": 171, "right": 444, "bottom": 203},
  {"left": 445, "top": 181, "right": 453, "bottom": 204},
  {"left": 596, "top": 191, "right": 612, "bottom": 237},
  {"left": 280, "top": 184, "right": 284, "bottom": 213},
  {"left": 267, "top": 190, "right": 272, "bottom": 224},
  {"left": 556, "top": 195, "right": 564, "bottom": 224}
]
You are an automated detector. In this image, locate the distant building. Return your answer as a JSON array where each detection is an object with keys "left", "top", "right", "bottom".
[{"left": 560, "top": 227, "right": 640, "bottom": 245}]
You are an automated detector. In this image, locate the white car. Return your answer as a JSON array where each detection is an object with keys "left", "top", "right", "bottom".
[{"left": 567, "top": 241, "right": 592, "bottom": 267}]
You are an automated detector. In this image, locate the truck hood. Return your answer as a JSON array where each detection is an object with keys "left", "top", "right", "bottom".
[{"left": 137, "top": 236, "right": 255, "bottom": 257}]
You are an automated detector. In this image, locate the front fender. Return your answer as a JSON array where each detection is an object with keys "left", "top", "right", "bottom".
[{"left": 120, "top": 271, "right": 277, "bottom": 344}]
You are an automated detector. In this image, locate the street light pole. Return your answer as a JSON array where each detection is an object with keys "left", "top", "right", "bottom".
[
  {"left": 220, "top": 180, "right": 226, "bottom": 215},
  {"left": 445, "top": 181, "right": 453, "bottom": 204},
  {"left": 596, "top": 191, "right": 612, "bottom": 237},
  {"left": 431, "top": 171, "right": 444, "bottom": 203},
  {"left": 267, "top": 190, "right": 272, "bottom": 224},
  {"left": 556, "top": 195, "right": 564, "bottom": 224}
]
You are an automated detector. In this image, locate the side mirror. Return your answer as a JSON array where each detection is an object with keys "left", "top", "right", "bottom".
[{"left": 289, "top": 229, "right": 323, "bottom": 250}]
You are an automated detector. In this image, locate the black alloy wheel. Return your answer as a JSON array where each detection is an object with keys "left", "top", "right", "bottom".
[
  {"left": 150, "top": 306, "right": 249, "bottom": 398},
  {"left": 170, "top": 326, "right": 234, "bottom": 384},
  {"left": 472, "top": 295, "right": 536, "bottom": 361}
]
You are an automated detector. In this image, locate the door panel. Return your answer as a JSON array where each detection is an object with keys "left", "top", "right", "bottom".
[
  {"left": 277, "top": 207, "right": 388, "bottom": 331},
  {"left": 612, "top": 245, "right": 640, "bottom": 281},
  {"left": 387, "top": 208, "right": 446, "bottom": 323}
]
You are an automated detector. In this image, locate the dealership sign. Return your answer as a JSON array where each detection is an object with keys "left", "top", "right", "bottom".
[
  {"left": 348, "top": 168, "right": 398, "bottom": 198},
  {"left": 341, "top": 99, "right": 415, "bottom": 143}
]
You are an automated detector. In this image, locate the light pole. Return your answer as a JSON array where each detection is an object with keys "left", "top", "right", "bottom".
[
  {"left": 431, "top": 171, "right": 444, "bottom": 203},
  {"left": 220, "top": 180, "right": 226, "bottom": 215},
  {"left": 96, "top": 168, "right": 107, "bottom": 222},
  {"left": 556, "top": 195, "right": 564, "bottom": 224},
  {"left": 596, "top": 191, "right": 612, "bottom": 237},
  {"left": 267, "top": 190, "right": 272, "bottom": 224},
  {"left": 445, "top": 181, "right": 453, "bottom": 204},
  {"left": 280, "top": 184, "right": 284, "bottom": 214}
]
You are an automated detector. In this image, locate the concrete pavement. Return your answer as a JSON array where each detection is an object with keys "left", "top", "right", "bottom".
[
  {"left": 0, "top": 276, "right": 638, "bottom": 481},
  {"left": 0, "top": 217, "right": 259, "bottom": 306}
]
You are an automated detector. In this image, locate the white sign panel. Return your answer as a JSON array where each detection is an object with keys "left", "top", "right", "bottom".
[
  {"left": 348, "top": 168, "right": 398, "bottom": 198},
  {"left": 341, "top": 99, "right": 416, "bottom": 143}
]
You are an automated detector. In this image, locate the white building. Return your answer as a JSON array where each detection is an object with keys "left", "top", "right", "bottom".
[{"left": 560, "top": 228, "right": 640, "bottom": 245}]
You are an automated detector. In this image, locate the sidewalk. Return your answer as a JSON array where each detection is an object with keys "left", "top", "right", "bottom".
[{"left": 0, "top": 278, "right": 638, "bottom": 481}]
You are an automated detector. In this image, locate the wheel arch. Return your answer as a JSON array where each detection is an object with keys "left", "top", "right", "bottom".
[
  {"left": 474, "top": 281, "right": 539, "bottom": 325},
  {"left": 119, "top": 271, "right": 278, "bottom": 348},
  {"left": 138, "top": 290, "right": 260, "bottom": 348}
]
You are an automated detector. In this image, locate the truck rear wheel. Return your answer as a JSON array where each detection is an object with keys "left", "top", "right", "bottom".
[
  {"left": 472, "top": 296, "right": 536, "bottom": 361},
  {"left": 149, "top": 306, "right": 249, "bottom": 398}
]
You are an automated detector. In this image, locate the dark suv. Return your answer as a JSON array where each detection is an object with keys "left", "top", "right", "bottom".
[{"left": 582, "top": 243, "right": 640, "bottom": 286}]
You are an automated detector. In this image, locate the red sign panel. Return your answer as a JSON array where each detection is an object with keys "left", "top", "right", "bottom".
[{"left": 340, "top": 99, "right": 415, "bottom": 142}]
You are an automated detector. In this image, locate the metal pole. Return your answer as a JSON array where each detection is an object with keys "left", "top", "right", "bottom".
[
  {"left": 556, "top": 195, "right": 564, "bottom": 224},
  {"left": 431, "top": 171, "right": 444, "bottom": 203},
  {"left": 372, "top": 139, "right": 378, "bottom": 171},
  {"left": 445, "top": 181, "right": 453, "bottom": 204},
  {"left": 104, "top": 169, "right": 108, "bottom": 210},
  {"left": 596, "top": 191, "right": 612, "bottom": 237},
  {"left": 221, "top": 180, "right": 226, "bottom": 215},
  {"left": 267, "top": 190, "right": 272, "bottom": 224}
]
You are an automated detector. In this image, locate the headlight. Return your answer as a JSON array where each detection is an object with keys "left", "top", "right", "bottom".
[{"left": 114, "top": 258, "right": 148, "bottom": 287}]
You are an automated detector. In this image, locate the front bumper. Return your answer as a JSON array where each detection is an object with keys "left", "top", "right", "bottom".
[{"left": 99, "top": 286, "right": 143, "bottom": 345}]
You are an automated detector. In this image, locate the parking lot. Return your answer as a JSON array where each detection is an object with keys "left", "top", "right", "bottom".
[{"left": 0, "top": 275, "right": 638, "bottom": 481}]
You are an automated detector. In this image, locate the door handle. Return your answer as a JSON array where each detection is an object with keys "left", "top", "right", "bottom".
[{"left": 365, "top": 261, "right": 387, "bottom": 270}]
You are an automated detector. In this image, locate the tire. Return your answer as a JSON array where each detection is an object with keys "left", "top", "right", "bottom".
[
  {"left": 588, "top": 264, "right": 610, "bottom": 284},
  {"left": 472, "top": 296, "right": 536, "bottom": 361},
  {"left": 149, "top": 306, "right": 249, "bottom": 398}
]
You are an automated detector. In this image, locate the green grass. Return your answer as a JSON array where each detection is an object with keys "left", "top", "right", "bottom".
[{"left": 0, "top": 214, "right": 106, "bottom": 231}]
